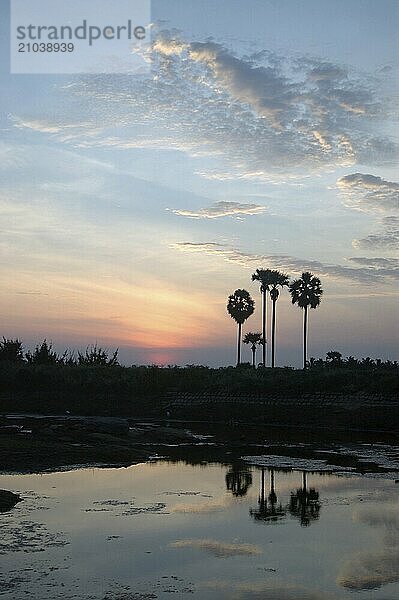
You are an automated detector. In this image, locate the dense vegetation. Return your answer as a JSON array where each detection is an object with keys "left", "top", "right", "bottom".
[{"left": 0, "top": 338, "right": 397, "bottom": 416}]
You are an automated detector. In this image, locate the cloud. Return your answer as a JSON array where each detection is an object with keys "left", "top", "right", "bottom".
[
  {"left": 352, "top": 216, "right": 399, "bottom": 250},
  {"left": 171, "top": 201, "right": 267, "bottom": 219},
  {"left": 203, "top": 580, "right": 338, "bottom": 600},
  {"left": 169, "top": 538, "right": 261, "bottom": 557},
  {"left": 11, "top": 34, "right": 397, "bottom": 181},
  {"left": 0, "top": 156, "right": 230, "bottom": 351},
  {"left": 356, "top": 507, "right": 399, "bottom": 530},
  {"left": 0, "top": 140, "right": 30, "bottom": 170},
  {"left": 10, "top": 116, "right": 102, "bottom": 140},
  {"left": 187, "top": 40, "right": 298, "bottom": 131},
  {"left": 308, "top": 63, "right": 348, "bottom": 82},
  {"left": 337, "top": 174, "right": 399, "bottom": 250},
  {"left": 11, "top": 117, "right": 64, "bottom": 134},
  {"left": 171, "top": 241, "right": 399, "bottom": 284},
  {"left": 339, "top": 551, "right": 399, "bottom": 590},
  {"left": 347, "top": 256, "right": 399, "bottom": 269},
  {"left": 338, "top": 548, "right": 399, "bottom": 590},
  {"left": 15, "top": 291, "right": 48, "bottom": 296},
  {"left": 170, "top": 499, "right": 227, "bottom": 513},
  {"left": 337, "top": 505, "right": 399, "bottom": 590},
  {"left": 312, "top": 130, "right": 332, "bottom": 152},
  {"left": 152, "top": 37, "right": 188, "bottom": 56},
  {"left": 337, "top": 173, "right": 399, "bottom": 213},
  {"left": 235, "top": 582, "right": 337, "bottom": 600}
]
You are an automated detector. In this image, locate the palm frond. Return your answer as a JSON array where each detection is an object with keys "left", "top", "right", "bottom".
[
  {"left": 227, "top": 289, "right": 255, "bottom": 324},
  {"left": 243, "top": 332, "right": 263, "bottom": 345},
  {"left": 289, "top": 272, "right": 323, "bottom": 310}
]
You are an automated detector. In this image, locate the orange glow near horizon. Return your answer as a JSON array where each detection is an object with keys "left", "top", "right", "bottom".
[
  {"left": 0, "top": 267, "right": 227, "bottom": 351},
  {"left": 145, "top": 351, "right": 179, "bottom": 365}
]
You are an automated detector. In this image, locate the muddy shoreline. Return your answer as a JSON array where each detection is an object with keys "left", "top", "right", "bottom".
[{"left": 1, "top": 414, "right": 398, "bottom": 476}]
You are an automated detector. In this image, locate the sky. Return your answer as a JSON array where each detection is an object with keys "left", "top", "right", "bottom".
[{"left": 0, "top": 0, "right": 398, "bottom": 366}]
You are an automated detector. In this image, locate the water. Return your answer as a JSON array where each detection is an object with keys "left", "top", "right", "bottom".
[{"left": 1, "top": 460, "right": 398, "bottom": 599}]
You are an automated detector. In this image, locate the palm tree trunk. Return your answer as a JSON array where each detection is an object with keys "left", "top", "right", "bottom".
[
  {"left": 271, "top": 298, "right": 276, "bottom": 368},
  {"left": 270, "top": 469, "right": 275, "bottom": 495},
  {"left": 251, "top": 345, "right": 256, "bottom": 368},
  {"left": 260, "top": 468, "right": 265, "bottom": 505},
  {"left": 262, "top": 289, "right": 266, "bottom": 367},
  {"left": 303, "top": 305, "right": 308, "bottom": 370},
  {"left": 302, "top": 471, "right": 307, "bottom": 494},
  {"left": 237, "top": 322, "right": 242, "bottom": 366}
]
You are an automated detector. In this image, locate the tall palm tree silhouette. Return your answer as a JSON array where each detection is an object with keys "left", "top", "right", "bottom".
[
  {"left": 289, "top": 272, "right": 323, "bottom": 369},
  {"left": 251, "top": 269, "right": 274, "bottom": 367},
  {"left": 227, "top": 289, "right": 255, "bottom": 366},
  {"left": 243, "top": 332, "right": 263, "bottom": 368},
  {"left": 267, "top": 270, "right": 290, "bottom": 368}
]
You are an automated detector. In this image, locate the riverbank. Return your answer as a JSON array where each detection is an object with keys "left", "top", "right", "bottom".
[
  {"left": 1, "top": 413, "right": 398, "bottom": 476},
  {"left": 1, "top": 362, "right": 397, "bottom": 419}
]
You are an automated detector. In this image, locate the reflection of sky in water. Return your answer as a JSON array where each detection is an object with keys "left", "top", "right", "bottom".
[{"left": 0, "top": 462, "right": 398, "bottom": 599}]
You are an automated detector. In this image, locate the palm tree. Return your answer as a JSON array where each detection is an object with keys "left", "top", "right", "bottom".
[
  {"left": 289, "top": 272, "right": 323, "bottom": 369},
  {"left": 227, "top": 289, "right": 255, "bottom": 366},
  {"left": 268, "top": 270, "right": 290, "bottom": 368},
  {"left": 249, "top": 468, "right": 286, "bottom": 522},
  {"left": 243, "top": 332, "right": 263, "bottom": 368},
  {"left": 288, "top": 472, "right": 320, "bottom": 527},
  {"left": 251, "top": 269, "right": 273, "bottom": 367},
  {"left": 225, "top": 463, "right": 253, "bottom": 497}
]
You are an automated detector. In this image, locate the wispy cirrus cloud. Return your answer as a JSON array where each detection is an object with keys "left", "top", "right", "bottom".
[
  {"left": 10, "top": 115, "right": 104, "bottom": 142},
  {"left": 12, "top": 117, "right": 67, "bottom": 134},
  {"left": 171, "top": 241, "right": 399, "bottom": 284},
  {"left": 170, "top": 201, "right": 267, "bottom": 219}
]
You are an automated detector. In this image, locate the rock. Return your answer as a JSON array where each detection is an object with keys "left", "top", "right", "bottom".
[{"left": 0, "top": 489, "right": 22, "bottom": 512}]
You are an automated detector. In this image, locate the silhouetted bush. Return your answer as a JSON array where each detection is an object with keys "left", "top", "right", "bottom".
[
  {"left": 25, "top": 340, "right": 60, "bottom": 365},
  {"left": 77, "top": 345, "right": 119, "bottom": 366},
  {"left": 308, "top": 350, "right": 398, "bottom": 371},
  {"left": 0, "top": 338, "right": 24, "bottom": 363}
]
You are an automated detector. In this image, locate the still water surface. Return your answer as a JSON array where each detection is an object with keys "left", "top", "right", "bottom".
[{"left": 1, "top": 461, "right": 398, "bottom": 599}]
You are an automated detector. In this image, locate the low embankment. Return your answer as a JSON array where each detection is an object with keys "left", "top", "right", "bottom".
[
  {"left": 162, "top": 391, "right": 399, "bottom": 432},
  {"left": 0, "top": 362, "right": 397, "bottom": 431}
]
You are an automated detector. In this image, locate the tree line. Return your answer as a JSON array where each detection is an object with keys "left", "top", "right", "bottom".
[
  {"left": 227, "top": 269, "right": 323, "bottom": 369},
  {"left": 0, "top": 337, "right": 395, "bottom": 372},
  {"left": 0, "top": 338, "right": 119, "bottom": 366},
  {"left": 309, "top": 351, "right": 398, "bottom": 370}
]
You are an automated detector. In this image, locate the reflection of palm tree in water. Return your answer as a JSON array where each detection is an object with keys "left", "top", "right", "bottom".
[
  {"left": 288, "top": 471, "right": 320, "bottom": 527},
  {"left": 250, "top": 468, "right": 286, "bottom": 522},
  {"left": 225, "top": 463, "right": 252, "bottom": 497}
]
